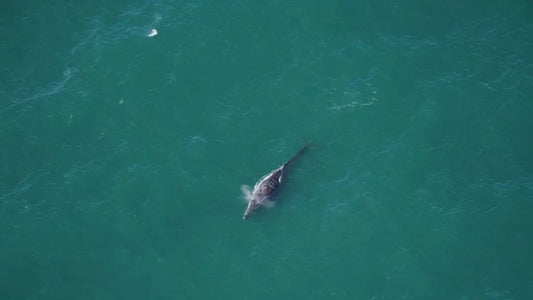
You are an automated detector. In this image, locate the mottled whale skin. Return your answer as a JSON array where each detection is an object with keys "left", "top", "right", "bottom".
[{"left": 242, "top": 145, "right": 309, "bottom": 219}]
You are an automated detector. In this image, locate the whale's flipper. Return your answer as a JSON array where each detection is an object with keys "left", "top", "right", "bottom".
[{"left": 240, "top": 185, "right": 252, "bottom": 202}]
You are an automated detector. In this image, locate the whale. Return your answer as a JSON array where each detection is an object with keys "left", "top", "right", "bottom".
[{"left": 242, "top": 145, "right": 309, "bottom": 219}]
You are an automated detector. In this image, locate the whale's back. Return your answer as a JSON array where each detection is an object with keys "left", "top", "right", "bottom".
[{"left": 253, "top": 167, "right": 283, "bottom": 199}]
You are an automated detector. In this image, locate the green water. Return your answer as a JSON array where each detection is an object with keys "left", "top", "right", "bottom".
[{"left": 1, "top": 1, "right": 532, "bottom": 299}]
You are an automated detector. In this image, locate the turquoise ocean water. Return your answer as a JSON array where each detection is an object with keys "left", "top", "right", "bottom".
[{"left": 1, "top": 1, "right": 532, "bottom": 299}]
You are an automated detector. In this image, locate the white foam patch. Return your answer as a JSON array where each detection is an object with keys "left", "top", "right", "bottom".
[{"left": 147, "top": 29, "right": 158, "bottom": 37}]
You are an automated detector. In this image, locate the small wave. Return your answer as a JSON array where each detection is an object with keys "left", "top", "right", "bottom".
[
  {"left": 380, "top": 34, "right": 439, "bottom": 51},
  {"left": 0, "top": 68, "right": 75, "bottom": 115},
  {"left": 70, "top": 5, "right": 165, "bottom": 56},
  {"left": 0, "top": 169, "right": 50, "bottom": 203},
  {"left": 327, "top": 69, "right": 380, "bottom": 111},
  {"left": 329, "top": 98, "right": 376, "bottom": 110}
]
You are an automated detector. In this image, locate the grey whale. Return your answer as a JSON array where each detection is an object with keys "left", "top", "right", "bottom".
[{"left": 242, "top": 145, "right": 309, "bottom": 219}]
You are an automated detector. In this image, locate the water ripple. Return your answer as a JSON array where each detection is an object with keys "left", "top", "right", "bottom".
[{"left": 1, "top": 68, "right": 75, "bottom": 115}]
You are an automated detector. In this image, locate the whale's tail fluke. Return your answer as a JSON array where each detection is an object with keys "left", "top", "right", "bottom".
[{"left": 283, "top": 143, "right": 311, "bottom": 168}]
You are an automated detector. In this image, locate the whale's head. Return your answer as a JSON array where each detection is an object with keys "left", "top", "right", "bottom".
[{"left": 243, "top": 199, "right": 260, "bottom": 219}]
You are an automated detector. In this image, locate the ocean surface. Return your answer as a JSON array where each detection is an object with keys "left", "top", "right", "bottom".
[{"left": 1, "top": 1, "right": 532, "bottom": 299}]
